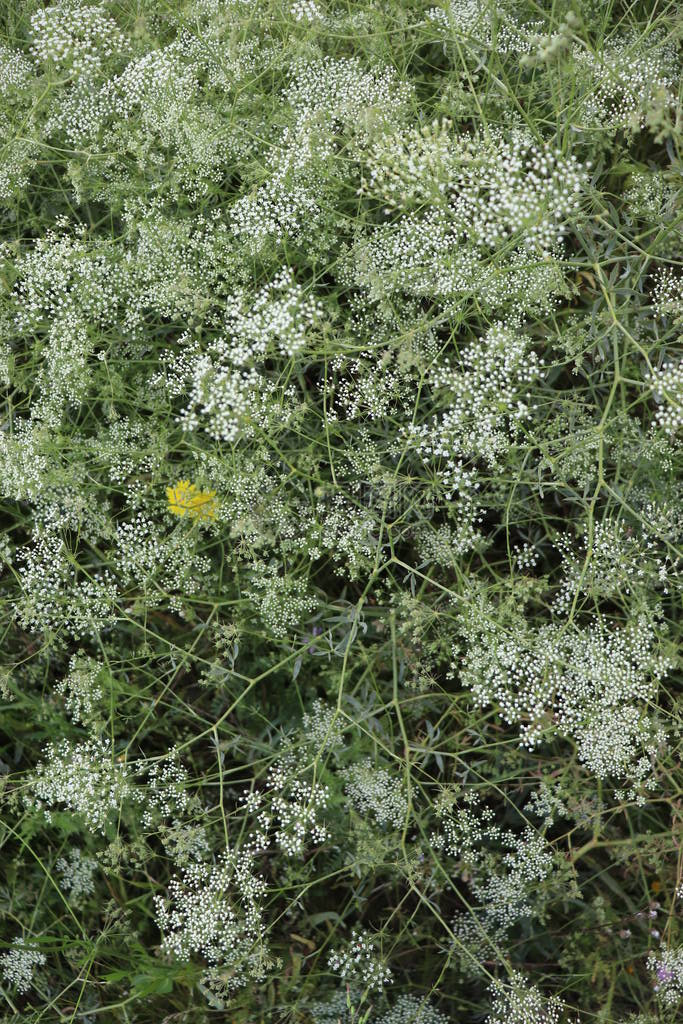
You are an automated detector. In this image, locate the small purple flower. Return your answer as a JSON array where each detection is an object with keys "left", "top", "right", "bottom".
[
  {"left": 656, "top": 964, "right": 674, "bottom": 983},
  {"left": 308, "top": 624, "right": 323, "bottom": 653}
]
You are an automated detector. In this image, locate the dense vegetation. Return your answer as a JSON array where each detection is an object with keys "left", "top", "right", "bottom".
[{"left": 0, "top": 2, "right": 681, "bottom": 1022}]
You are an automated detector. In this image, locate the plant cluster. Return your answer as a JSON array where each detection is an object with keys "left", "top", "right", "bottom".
[{"left": 0, "top": 1, "right": 681, "bottom": 1022}]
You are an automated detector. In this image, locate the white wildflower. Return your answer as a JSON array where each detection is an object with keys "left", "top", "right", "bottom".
[
  {"left": 55, "top": 653, "right": 104, "bottom": 725},
  {"left": 154, "top": 849, "right": 269, "bottom": 993},
  {"left": 648, "top": 946, "right": 683, "bottom": 1006},
  {"left": 27, "top": 737, "right": 132, "bottom": 834},
  {"left": 56, "top": 847, "right": 98, "bottom": 901},
  {"left": 328, "top": 929, "right": 393, "bottom": 992},
  {"left": 343, "top": 759, "right": 408, "bottom": 829},
  {"left": 0, "top": 938, "right": 46, "bottom": 995},
  {"left": 486, "top": 971, "right": 580, "bottom": 1024}
]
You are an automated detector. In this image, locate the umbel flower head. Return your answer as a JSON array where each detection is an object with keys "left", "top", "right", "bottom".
[{"left": 166, "top": 479, "right": 217, "bottom": 521}]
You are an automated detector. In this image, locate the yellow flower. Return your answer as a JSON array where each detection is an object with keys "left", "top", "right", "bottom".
[{"left": 166, "top": 479, "right": 217, "bottom": 521}]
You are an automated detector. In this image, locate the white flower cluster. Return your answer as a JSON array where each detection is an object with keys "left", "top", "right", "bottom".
[
  {"left": 281, "top": 57, "right": 413, "bottom": 166},
  {"left": 115, "top": 514, "right": 211, "bottom": 597},
  {"left": 447, "top": 133, "right": 586, "bottom": 256},
  {"left": 552, "top": 517, "right": 677, "bottom": 612},
  {"left": 85, "top": 418, "right": 163, "bottom": 484},
  {"left": 200, "top": 453, "right": 311, "bottom": 551},
  {"left": 343, "top": 759, "right": 408, "bottom": 829},
  {"left": 652, "top": 268, "right": 683, "bottom": 323},
  {"left": 32, "top": 487, "right": 112, "bottom": 546},
  {"left": 485, "top": 971, "right": 580, "bottom": 1024},
  {"left": 347, "top": 206, "right": 567, "bottom": 317},
  {"left": 432, "top": 791, "right": 557, "bottom": 933},
  {"left": 218, "top": 268, "right": 324, "bottom": 364},
  {"left": 0, "top": 937, "right": 46, "bottom": 995},
  {"left": 11, "top": 223, "right": 122, "bottom": 337},
  {"left": 355, "top": 129, "right": 586, "bottom": 313},
  {"left": 513, "top": 542, "right": 540, "bottom": 573},
  {"left": 648, "top": 946, "right": 683, "bottom": 1006},
  {"left": 428, "top": 1, "right": 565, "bottom": 61},
  {"left": 301, "top": 699, "right": 346, "bottom": 755},
  {"left": 360, "top": 118, "right": 461, "bottom": 212},
  {"left": 55, "top": 653, "right": 104, "bottom": 725},
  {"left": 154, "top": 849, "right": 268, "bottom": 993},
  {"left": 178, "top": 355, "right": 297, "bottom": 444},
  {"left": 625, "top": 171, "right": 677, "bottom": 223},
  {"left": 0, "top": 58, "right": 38, "bottom": 199},
  {"left": 229, "top": 172, "right": 323, "bottom": 253},
  {"left": 577, "top": 704, "right": 666, "bottom": 788},
  {"left": 309, "top": 991, "right": 450, "bottom": 1024},
  {"left": 17, "top": 530, "right": 117, "bottom": 638},
  {"left": 6, "top": 225, "right": 125, "bottom": 424},
  {"left": 360, "top": 124, "right": 585, "bottom": 241},
  {"left": 123, "top": 207, "right": 236, "bottom": 331},
  {"left": 227, "top": 55, "right": 413, "bottom": 253},
  {"left": 416, "top": 519, "right": 482, "bottom": 566},
  {"left": 56, "top": 846, "right": 98, "bottom": 901},
  {"left": 141, "top": 753, "right": 194, "bottom": 830},
  {"left": 473, "top": 828, "right": 554, "bottom": 931},
  {"left": 649, "top": 360, "right": 683, "bottom": 435},
  {"left": 108, "top": 43, "right": 197, "bottom": 119},
  {"left": 307, "top": 988, "right": 357, "bottom": 1024},
  {"left": 243, "top": 740, "right": 330, "bottom": 858},
  {"left": 245, "top": 561, "right": 316, "bottom": 638},
  {"left": 39, "top": 25, "right": 235, "bottom": 192},
  {"left": 524, "top": 783, "right": 570, "bottom": 829},
  {"left": 27, "top": 737, "right": 132, "bottom": 834},
  {"left": 0, "top": 420, "right": 50, "bottom": 501},
  {"left": 270, "top": 775, "right": 330, "bottom": 857},
  {"left": 318, "top": 496, "right": 377, "bottom": 576},
  {"left": 412, "top": 323, "right": 541, "bottom": 487},
  {"left": 12, "top": 223, "right": 73, "bottom": 342},
  {"left": 136, "top": 753, "right": 209, "bottom": 864},
  {"left": 290, "top": 0, "right": 323, "bottom": 23},
  {"left": 430, "top": 792, "right": 500, "bottom": 859},
  {"left": 0, "top": 43, "right": 32, "bottom": 95},
  {"left": 556, "top": 617, "right": 670, "bottom": 780},
  {"left": 574, "top": 31, "right": 679, "bottom": 132},
  {"left": 33, "top": 313, "right": 95, "bottom": 425},
  {"left": 426, "top": 1, "right": 493, "bottom": 47},
  {"left": 331, "top": 354, "right": 411, "bottom": 422},
  {"left": 29, "top": 3, "right": 127, "bottom": 79},
  {"left": 328, "top": 929, "right": 393, "bottom": 992},
  {"left": 460, "top": 604, "right": 671, "bottom": 779},
  {"left": 378, "top": 997, "right": 450, "bottom": 1024}
]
